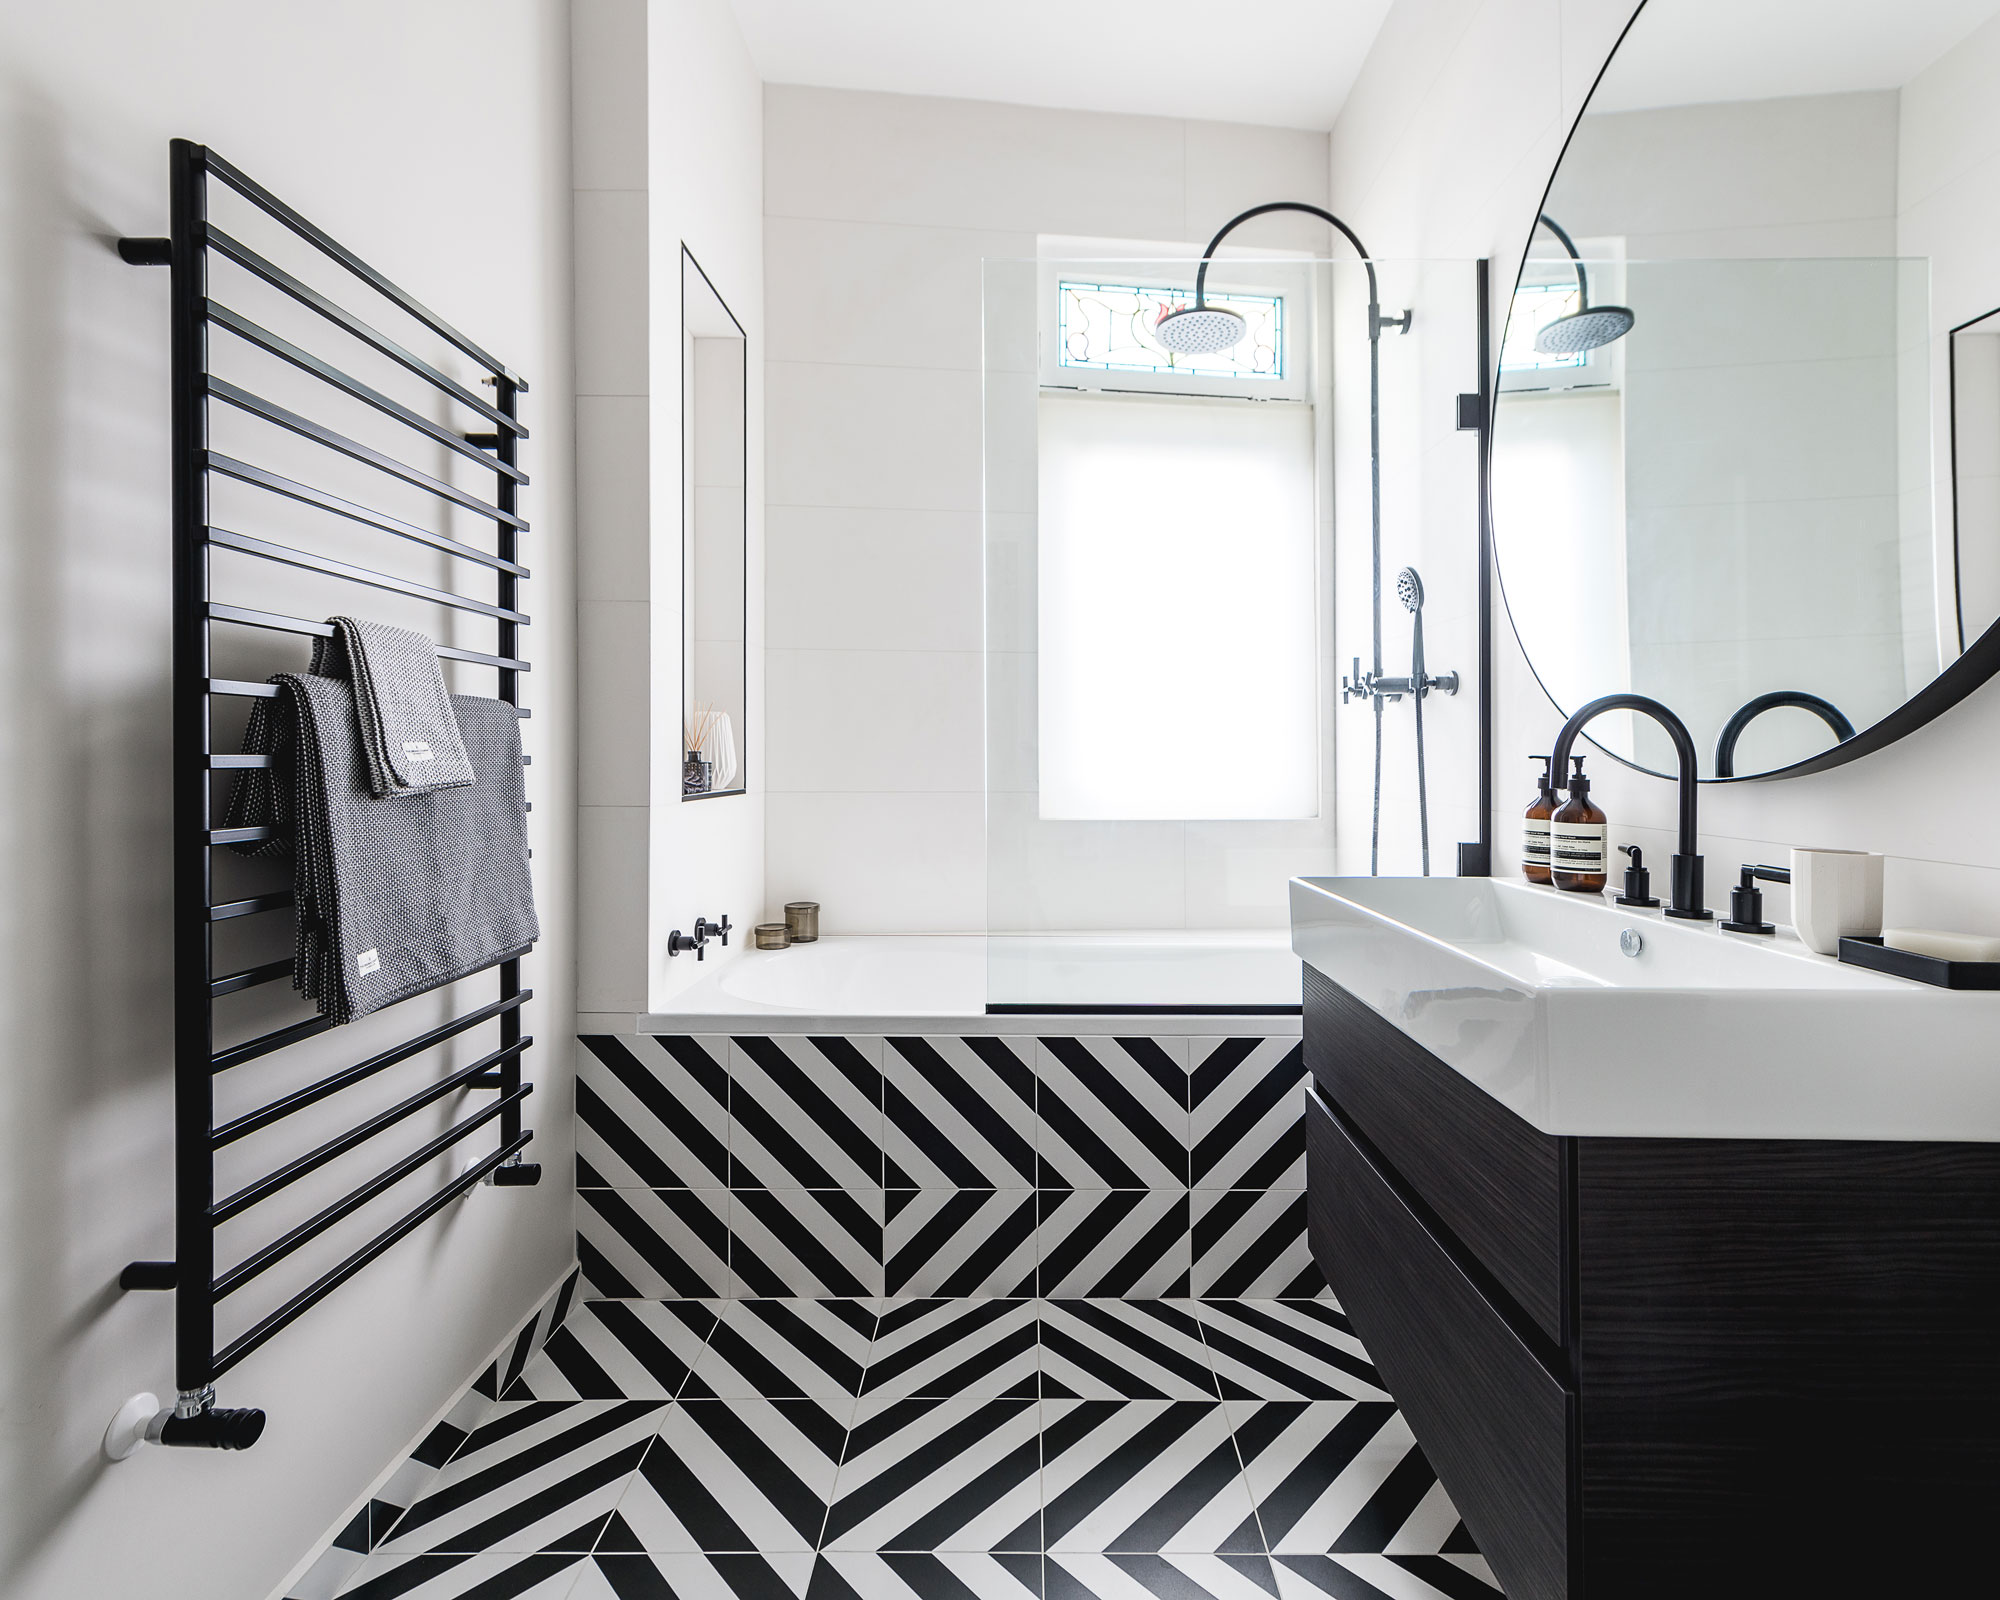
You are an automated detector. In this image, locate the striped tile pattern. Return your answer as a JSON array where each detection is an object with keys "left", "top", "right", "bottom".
[
  {"left": 325, "top": 1300, "right": 1497, "bottom": 1600},
  {"left": 577, "top": 1036, "right": 730, "bottom": 1190},
  {"left": 578, "top": 1031, "right": 1316, "bottom": 1300},
  {"left": 883, "top": 1037, "right": 1038, "bottom": 1189}
]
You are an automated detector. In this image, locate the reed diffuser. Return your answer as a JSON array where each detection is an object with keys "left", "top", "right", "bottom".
[{"left": 683, "top": 702, "right": 718, "bottom": 796}]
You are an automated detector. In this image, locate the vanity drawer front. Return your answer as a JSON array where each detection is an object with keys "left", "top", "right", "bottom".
[
  {"left": 1303, "top": 963, "right": 1566, "bottom": 1341},
  {"left": 1307, "top": 1089, "right": 1571, "bottom": 1600}
]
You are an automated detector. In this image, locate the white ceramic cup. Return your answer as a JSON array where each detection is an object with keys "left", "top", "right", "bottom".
[{"left": 1789, "top": 848, "right": 1884, "bottom": 955}]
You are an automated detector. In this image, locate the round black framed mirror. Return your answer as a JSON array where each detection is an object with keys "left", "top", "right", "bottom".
[{"left": 1492, "top": 0, "right": 2000, "bottom": 781}]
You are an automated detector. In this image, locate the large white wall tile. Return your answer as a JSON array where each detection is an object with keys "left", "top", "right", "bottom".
[
  {"left": 1183, "top": 122, "right": 1333, "bottom": 250},
  {"left": 767, "top": 361, "right": 981, "bottom": 511},
  {"left": 579, "top": 804, "right": 652, "bottom": 1014},
  {"left": 574, "top": 188, "right": 649, "bottom": 396},
  {"left": 766, "top": 648, "right": 983, "bottom": 792},
  {"left": 985, "top": 795, "right": 1187, "bottom": 931},
  {"left": 766, "top": 792, "right": 987, "bottom": 931},
  {"left": 576, "top": 395, "right": 651, "bottom": 601},
  {"left": 765, "top": 507, "right": 982, "bottom": 652},
  {"left": 766, "top": 85, "right": 1189, "bottom": 239},
  {"left": 572, "top": 0, "right": 648, "bottom": 192},
  {"left": 579, "top": 599, "right": 652, "bottom": 806},
  {"left": 1185, "top": 821, "right": 1337, "bottom": 929},
  {"left": 764, "top": 216, "right": 1029, "bottom": 371}
]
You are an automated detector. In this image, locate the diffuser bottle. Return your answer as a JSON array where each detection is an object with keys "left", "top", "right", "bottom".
[
  {"left": 1550, "top": 757, "right": 1608, "bottom": 893},
  {"left": 1523, "top": 756, "right": 1556, "bottom": 884}
]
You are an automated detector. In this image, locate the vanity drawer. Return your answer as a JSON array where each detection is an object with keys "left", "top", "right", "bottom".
[
  {"left": 1307, "top": 1088, "right": 1571, "bottom": 1600},
  {"left": 1303, "top": 963, "right": 1566, "bottom": 1341}
]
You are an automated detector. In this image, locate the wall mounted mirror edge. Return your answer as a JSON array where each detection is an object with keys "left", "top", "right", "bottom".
[
  {"left": 682, "top": 244, "right": 748, "bottom": 801},
  {"left": 1490, "top": 0, "right": 2000, "bottom": 782}
]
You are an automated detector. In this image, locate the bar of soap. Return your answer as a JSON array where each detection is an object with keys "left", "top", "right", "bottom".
[{"left": 1881, "top": 928, "right": 2000, "bottom": 963}]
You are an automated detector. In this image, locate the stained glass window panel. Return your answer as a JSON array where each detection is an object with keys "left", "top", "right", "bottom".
[{"left": 1057, "top": 279, "right": 1283, "bottom": 380}]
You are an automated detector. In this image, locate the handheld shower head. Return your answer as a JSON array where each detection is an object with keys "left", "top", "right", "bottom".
[{"left": 1396, "top": 567, "right": 1424, "bottom": 612}]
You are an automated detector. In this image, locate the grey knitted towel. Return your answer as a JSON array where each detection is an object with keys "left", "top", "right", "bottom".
[
  {"left": 224, "top": 678, "right": 538, "bottom": 1024},
  {"left": 311, "top": 616, "right": 475, "bottom": 795}
]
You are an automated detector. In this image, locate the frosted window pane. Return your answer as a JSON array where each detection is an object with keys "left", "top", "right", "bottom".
[
  {"left": 1058, "top": 279, "right": 1283, "bottom": 380},
  {"left": 1037, "top": 395, "right": 1318, "bottom": 821},
  {"left": 1501, "top": 282, "right": 1588, "bottom": 371}
]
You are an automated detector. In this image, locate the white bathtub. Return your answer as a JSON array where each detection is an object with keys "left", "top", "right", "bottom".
[{"left": 639, "top": 931, "right": 1302, "bottom": 1034}]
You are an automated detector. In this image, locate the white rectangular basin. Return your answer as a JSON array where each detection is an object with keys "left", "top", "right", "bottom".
[{"left": 1291, "top": 875, "right": 2000, "bottom": 1141}]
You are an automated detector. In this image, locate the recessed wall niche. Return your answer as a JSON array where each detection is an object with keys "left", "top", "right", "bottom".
[{"left": 683, "top": 246, "right": 747, "bottom": 799}]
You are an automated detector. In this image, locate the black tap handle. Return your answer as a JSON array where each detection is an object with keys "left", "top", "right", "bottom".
[
  {"left": 716, "top": 915, "right": 732, "bottom": 947},
  {"left": 1615, "top": 843, "right": 1659, "bottom": 908},
  {"left": 1723, "top": 862, "right": 1778, "bottom": 935}
]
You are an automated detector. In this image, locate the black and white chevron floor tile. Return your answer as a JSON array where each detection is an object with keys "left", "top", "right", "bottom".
[{"left": 326, "top": 1296, "right": 1498, "bottom": 1600}]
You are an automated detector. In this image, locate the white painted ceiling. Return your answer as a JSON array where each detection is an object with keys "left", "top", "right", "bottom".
[
  {"left": 1590, "top": 0, "right": 2000, "bottom": 112},
  {"left": 725, "top": 0, "right": 1394, "bottom": 132}
]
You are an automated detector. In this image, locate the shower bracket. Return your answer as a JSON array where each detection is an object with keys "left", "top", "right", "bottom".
[{"left": 1342, "top": 658, "right": 1459, "bottom": 704}]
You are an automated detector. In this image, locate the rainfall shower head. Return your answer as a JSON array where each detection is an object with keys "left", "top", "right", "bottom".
[
  {"left": 1531, "top": 213, "right": 1636, "bottom": 355},
  {"left": 1396, "top": 567, "right": 1424, "bottom": 612},
  {"left": 1154, "top": 302, "right": 1248, "bottom": 354}
]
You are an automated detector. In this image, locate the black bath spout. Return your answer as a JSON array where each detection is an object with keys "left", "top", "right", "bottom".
[
  {"left": 1549, "top": 694, "right": 1712, "bottom": 920},
  {"left": 1714, "top": 691, "right": 1855, "bottom": 778}
]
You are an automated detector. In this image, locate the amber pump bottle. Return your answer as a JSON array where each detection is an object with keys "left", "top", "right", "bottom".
[
  {"left": 1522, "top": 756, "right": 1557, "bottom": 884},
  {"left": 1550, "top": 756, "right": 1609, "bottom": 893}
]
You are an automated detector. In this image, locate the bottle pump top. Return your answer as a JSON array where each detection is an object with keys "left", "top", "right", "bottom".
[
  {"left": 1534, "top": 755, "right": 1554, "bottom": 797},
  {"left": 1567, "top": 755, "right": 1589, "bottom": 796}
]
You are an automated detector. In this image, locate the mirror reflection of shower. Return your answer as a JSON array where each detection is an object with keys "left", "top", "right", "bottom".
[{"left": 1532, "top": 213, "right": 1636, "bottom": 354}]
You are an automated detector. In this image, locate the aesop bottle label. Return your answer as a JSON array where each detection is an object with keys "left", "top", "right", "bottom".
[
  {"left": 1523, "top": 818, "right": 1551, "bottom": 866},
  {"left": 1551, "top": 820, "right": 1607, "bottom": 873}
]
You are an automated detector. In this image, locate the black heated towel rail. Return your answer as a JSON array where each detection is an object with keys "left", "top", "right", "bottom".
[{"left": 118, "top": 141, "right": 541, "bottom": 1447}]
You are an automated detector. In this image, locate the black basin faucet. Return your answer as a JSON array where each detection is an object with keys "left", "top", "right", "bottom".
[{"left": 1548, "top": 694, "right": 1712, "bottom": 921}]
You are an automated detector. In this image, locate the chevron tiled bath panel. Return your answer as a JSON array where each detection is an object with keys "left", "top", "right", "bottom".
[{"left": 576, "top": 1033, "right": 1318, "bottom": 1301}]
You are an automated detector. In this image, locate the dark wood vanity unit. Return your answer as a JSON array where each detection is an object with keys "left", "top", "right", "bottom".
[{"left": 1302, "top": 965, "right": 2000, "bottom": 1598}]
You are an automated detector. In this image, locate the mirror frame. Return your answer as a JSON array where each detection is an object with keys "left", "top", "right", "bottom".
[{"left": 1492, "top": 0, "right": 2000, "bottom": 784}]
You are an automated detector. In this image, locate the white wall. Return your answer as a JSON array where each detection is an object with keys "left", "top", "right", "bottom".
[
  {"left": 761, "top": 85, "right": 1333, "bottom": 932},
  {"left": 574, "top": 0, "right": 764, "bottom": 1020},
  {"left": 0, "top": 5, "right": 577, "bottom": 1598},
  {"left": 1333, "top": 0, "right": 2000, "bottom": 937}
]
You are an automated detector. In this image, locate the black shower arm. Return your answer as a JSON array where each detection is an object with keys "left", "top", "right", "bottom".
[
  {"left": 1714, "top": 691, "right": 1856, "bottom": 778},
  {"left": 1534, "top": 213, "right": 1593, "bottom": 310},
  {"left": 1192, "top": 201, "right": 1382, "bottom": 324}
]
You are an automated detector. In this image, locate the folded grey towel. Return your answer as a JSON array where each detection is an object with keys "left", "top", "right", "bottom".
[
  {"left": 225, "top": 679, "right": 538, "bottom": 1024},
  {"left": 311, "top": 616, "right": 475, "bottom": 796}
]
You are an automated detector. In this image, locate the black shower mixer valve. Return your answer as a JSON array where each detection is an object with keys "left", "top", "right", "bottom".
[{"left": 668, "top": 914, "right": 733, "bottom": 959}]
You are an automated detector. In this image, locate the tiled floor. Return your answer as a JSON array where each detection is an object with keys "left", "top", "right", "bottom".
[{"left": 332, "top": 1297, "right": 1501, "bottom": 1600}]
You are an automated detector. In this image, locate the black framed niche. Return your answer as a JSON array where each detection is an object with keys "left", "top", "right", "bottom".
[{"left": 682, "top": 246, "right": 747, "bottom": 801}]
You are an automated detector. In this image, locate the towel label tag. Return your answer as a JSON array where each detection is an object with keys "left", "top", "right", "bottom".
[
  {"left": 402, "top": 741, "right": 435, "bottom": 763},
  {"left": 357, "top": 948, "right": 381, "bottom": 975}
]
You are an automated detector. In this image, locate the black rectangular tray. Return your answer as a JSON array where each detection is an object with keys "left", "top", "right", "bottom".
[{"left": 1838, "top": 935, "right": 2000, "bottom": 990}]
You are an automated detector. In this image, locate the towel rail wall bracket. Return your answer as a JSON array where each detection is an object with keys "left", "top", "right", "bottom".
[{"left": 118, "top": 142, "right": 541, "bottom": 1448}]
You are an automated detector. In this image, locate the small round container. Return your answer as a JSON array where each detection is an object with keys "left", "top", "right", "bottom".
[
  {"left": 753, "top": 923, "right": 791, "bottom": 950},
  {"left": 784, "top": 901, "right": 820, "bottom": 943}
]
